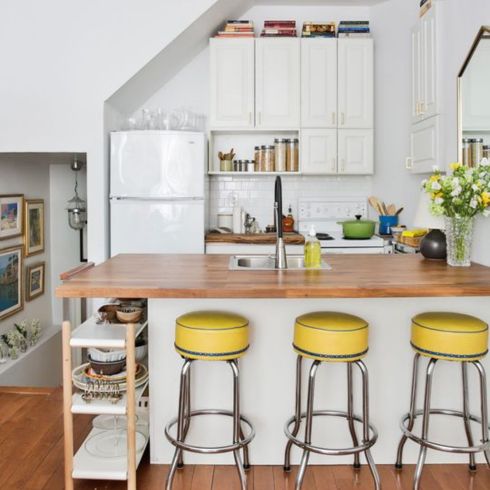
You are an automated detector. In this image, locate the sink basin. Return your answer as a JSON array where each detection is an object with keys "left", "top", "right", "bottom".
[{"left": 229, "top": 255, "right": 331, "bottom": 271}]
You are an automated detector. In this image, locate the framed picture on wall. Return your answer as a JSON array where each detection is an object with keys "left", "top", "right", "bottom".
[
  {"left": 26, "top": 262, "right": 45, "bottom": 301},
  {"left": 0, "top": 245, "right": 23, "bottom": 320},
  {"left": 24, "top": 199, "right": 44, "bottom": 257},
  {"left": 0, "top": 194, "right": 24, "bottom": 240}
]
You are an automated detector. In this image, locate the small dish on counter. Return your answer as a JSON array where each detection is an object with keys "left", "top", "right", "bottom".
[{"left": 88, "top": 347, "right": 126, "bottom": 363}]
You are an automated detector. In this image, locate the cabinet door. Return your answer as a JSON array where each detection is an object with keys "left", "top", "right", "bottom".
[
  {"left": 411, "top": 26, "right": 424, "bottom": 123},
  {"left": 256, "top": 38, "right": 300, "bottom": 129},
  {"left": 209, "top": 38, "right": 255, "bottom": 129},
  {"left": 301, "top": 39, "right": 337, "bottom": 128},
  {"left": 421, "top": 9, "right": 436, "bottom": 119},
  {"left": 301, "top": 129, "right": 337, "bottom": 174},
  {"left": 409, "top": 115, "right": 439, "bottom": 174},
  {"left": 338, "top": 39, "right": 373, "bottom": 129},
  {"left": 338, "top": 129, "right": 373, "bottom": 174}
]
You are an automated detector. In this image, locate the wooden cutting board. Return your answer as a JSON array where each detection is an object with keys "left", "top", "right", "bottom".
[{"left": 205, "top": 232, "right": 305, "bottom": 245}]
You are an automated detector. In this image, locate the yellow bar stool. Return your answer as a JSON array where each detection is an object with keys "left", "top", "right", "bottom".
[
  {"left": 164, "top": 311, "right": 254, "bottom": 490},
  {"left": 283, "top": 312, "right": 380, "bottom": 490},
  {"left": 395, "top": 312, "right": 490, "bottom": 490}
]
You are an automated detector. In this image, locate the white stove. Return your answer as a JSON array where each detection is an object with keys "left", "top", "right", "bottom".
[{"left": 298, "top": 198, "right": 389, "bottom": 254}]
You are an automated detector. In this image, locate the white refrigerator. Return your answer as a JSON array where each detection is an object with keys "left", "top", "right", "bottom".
[{"left": 110, "top": 131, "right": 206, "bottom": 256}]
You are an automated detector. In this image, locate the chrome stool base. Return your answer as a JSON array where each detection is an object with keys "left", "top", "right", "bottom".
[
  {"left": 165, "top": 359, "right": 254, "bottom": 490},
  {"left": 283, "top": 356, "right": 381, "bottom": 490},
  {"left": 395, "top": 354, "right": 490, "bottom": 490}
]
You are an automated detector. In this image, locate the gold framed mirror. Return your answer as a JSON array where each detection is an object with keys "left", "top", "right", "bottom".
[{"left": 458, "top": 26, "right": 490, "bottom": 165}]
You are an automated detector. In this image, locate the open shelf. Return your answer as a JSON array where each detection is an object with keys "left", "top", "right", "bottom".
[
  {"left": 72, "top": 411, "right": 149, "bottom": 480},
  {"left": 70, "top": 317, "right": 148, "bottom": 349},
  {"left": 208, "top": 171, "right": 301, "bottom": 176},
  {"left": 71, "top": 379, "right": 149, "bottom": 415}
]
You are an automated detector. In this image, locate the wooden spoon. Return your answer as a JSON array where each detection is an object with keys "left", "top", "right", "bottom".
[{"left": 387, "top": 204, "right": 397, "bottom": 215}]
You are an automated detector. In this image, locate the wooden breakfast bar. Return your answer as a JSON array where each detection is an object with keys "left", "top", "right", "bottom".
[{"left": 57, "top": 254, "right": 490, "bottom": 467}]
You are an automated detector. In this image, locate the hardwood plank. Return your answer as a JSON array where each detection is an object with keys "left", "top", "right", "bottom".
[
  {"left": 0, "top": 386, "right": 56, "bottom": 395},
  {"left": 212, "top": 465, "right": 241, "bottom": 490},
  {"left": 191, "top": 465, "right": 214, "bottom": 490},
  {"left": 55, "top": 254, "right": 490, "bottom": 299},
  {"left": 254, "top": 465, "right": 274, "bottom": 490}
]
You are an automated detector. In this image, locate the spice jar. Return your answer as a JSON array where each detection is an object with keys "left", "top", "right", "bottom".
[
  {"left": 286, "top": 138, "right": 299, "bottom": 172},
  {"left": 462, "top": 138, "right": 472, "bottom": 167},
  {"left": 254, "top": 146, "right": 263, "bottom": 172},
  {"left": 471, "top": 138, "right": 484, "bottom": 166},
  {"left": 263, "top": 145, "right": 275, "bottom": 172},
  {"left": 274, "top": 138, "right": 287, "bottom": 172},
  {"left": 246, "top": 160, "right": 256, "bottom": 172}
]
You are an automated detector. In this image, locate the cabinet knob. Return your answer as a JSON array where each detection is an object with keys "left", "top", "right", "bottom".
[{"left": 405, "top": 157, "right": 413, "bottom": 170}]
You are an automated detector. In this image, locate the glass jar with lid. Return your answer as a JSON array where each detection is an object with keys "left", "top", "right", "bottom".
[
  {"left": 263, "top": 145, "right": 275, "bottom": 172},
  {"left": 286, "top": 138, "right": 299, "bottom": 172},
  {"left": 471, "top": 138, "right": 484, "bottom": 166},
  {"left": 254, "top": 146, "right": 263, "bottom": 172},
  {"left": 274, "top": 138, "right": 287, "bottom": 172},
  {"left": 483, "top": 145, "right": 490, "bottom": 161},
  {"left": 462, "top": 138, "right": 472, "bottom": 167}
]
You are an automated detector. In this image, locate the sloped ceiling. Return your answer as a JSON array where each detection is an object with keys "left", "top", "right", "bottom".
[{"left": 108, "top": 0, "right": 253, "bottom": 114}]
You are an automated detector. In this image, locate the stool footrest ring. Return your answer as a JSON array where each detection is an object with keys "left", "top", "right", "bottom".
[
  {"left": 400, "top": 409, "right": 490, "bottom": 454},
  {"left": 165, "top": 408, "right": 255, "bottom": 455},
  {"left": 284, "top": 410, "right": 378, "bottom": 456}
]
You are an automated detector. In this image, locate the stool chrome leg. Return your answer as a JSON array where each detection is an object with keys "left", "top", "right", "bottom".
[
  {"left": 284, "top": 355, "right": 303, "bottom": 472},
  {"left": 413, "top": 358, "right": 437, "bottom": 490},
  {"left": 177, "top": 361, "right": 192, "bottom": 469},
  {"left": 166, "top": 359, "right": 192, "bottom": 490},
  {"left": 473, "top": 361, "right": 490, "bottom": 467},
  {"left": 356, "top": 360, "right": 381, "bottom": 490},
  {"left": 396, "top": 353, "right": 420, "bottom": 469},
  {"left": 462, "top": 362, "right": 477, "bottom": 471},
  {"left": 229, "top": 359, "right": 247, "bottom": 490},
  {"left": 347, "top": 362, "right": 361, "bottom": 469},
  {"left": 296, "top": 360, "right": 320, "bottom": 490}
]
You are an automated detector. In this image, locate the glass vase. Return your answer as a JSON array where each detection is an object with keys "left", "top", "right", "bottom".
[{"left": 444, "top": 216, "right": 474, "bottom": 267}]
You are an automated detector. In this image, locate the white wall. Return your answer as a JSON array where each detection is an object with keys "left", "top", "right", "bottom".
[
  {"left": 0, "top": 0, "right": 230, "bottom": 265},
  {"left": 0, "top": 158, "right": 52, "bottom": 336},
  {"left": 49, "top": 163, "right": 87, "bottom": 325}
]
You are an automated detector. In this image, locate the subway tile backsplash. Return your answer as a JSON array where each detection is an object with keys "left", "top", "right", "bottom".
[{"left": 208, "top": 175, "right": 373, "bottom": 231}]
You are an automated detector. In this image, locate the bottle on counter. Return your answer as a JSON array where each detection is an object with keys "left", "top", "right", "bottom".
[
  {"left": 282, "top": 205, "right": 295, "bottom": 233},
  {"left": 304, "top": 226, "right": 321, "bottom": 268},
  {"left": 232, "top": 196, "right": 242, "bottom": 234}
]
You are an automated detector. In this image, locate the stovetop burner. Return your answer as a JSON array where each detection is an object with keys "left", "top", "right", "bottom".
[{"left": 316, "top": 233, "right": 334, "bottom": 241}]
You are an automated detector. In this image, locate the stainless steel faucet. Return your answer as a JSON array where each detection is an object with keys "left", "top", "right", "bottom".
[{"left": 274, "top": 177, "right": 287, "bottom": 269}]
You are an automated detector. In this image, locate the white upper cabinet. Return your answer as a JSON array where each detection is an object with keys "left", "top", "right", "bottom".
[
  {"left": 337, "top": 39, "right": 373, "bottom": 129},
  {"left": 209, "top": 38, "right": 255, "bottom": 129},
  {"left": 255, "top": 38, "right": 300, "bottom": 129},
  {"left": 408, "top": 115, "right": 439, "bottom": 174},
  {"left": 301, "top": 129, "right": 337, "bottom": 174},
  {"left": 411, "top": 7, "right": 438, "bottom": 123},
  {"left": 338, "top": 129, "right": 373, "bottom": 174},
  {"left": 301, "top": 39, "right": 338, "bottom": 128},
  {"left": 421, "top": 9, "right": 436, "bottom": 118}
]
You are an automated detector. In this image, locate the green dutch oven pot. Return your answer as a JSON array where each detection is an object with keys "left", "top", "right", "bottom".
[{"left": 338, "top": 214, "right": 376, "bottom": 239}]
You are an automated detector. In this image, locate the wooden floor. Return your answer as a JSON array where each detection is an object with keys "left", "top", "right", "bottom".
[{"left": 0, "top": 388, "right": 489, "bottom": 490}]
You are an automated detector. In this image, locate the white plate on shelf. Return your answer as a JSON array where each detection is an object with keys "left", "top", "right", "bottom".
[{"left": 85, "top": 430, "right": 146, "bottom": 458}]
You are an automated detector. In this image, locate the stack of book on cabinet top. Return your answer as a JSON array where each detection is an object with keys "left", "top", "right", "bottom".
[
  {"left": 302, "top": 22, "right": 336, "bottom": 38},
  {"left": 337, "top": 20, "right": 371, "bottom": 38},
  {"left": 260, "top": 20, "right": 297, "bottom": 37},
  {"left": 420, "top": 0, "right": 432, "bottom": 17},
  {"left": 215, "top": 20, "right": 254, "bottom": 38}
]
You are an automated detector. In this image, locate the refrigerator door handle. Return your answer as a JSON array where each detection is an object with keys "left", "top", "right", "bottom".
[{"left": 110, "top": 196, "right": 204, "bottom": 202}]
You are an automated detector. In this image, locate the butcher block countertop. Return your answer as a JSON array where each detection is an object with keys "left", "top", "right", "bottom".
[
  {"left": 205, "top": 232, "right": 305, "bottom": 244},
  {"left": 56, "top": 254, "right": 490, "bottom": 299}
]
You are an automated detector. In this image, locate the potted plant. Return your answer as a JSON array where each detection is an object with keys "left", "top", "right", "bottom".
[{"left": 423, "top": 162, "right": 490, "bottom": 266}]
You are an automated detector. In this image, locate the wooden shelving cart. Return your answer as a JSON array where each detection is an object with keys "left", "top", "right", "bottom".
[{"left": 60, "top": 264, "right": 149, "bottom": 490}]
